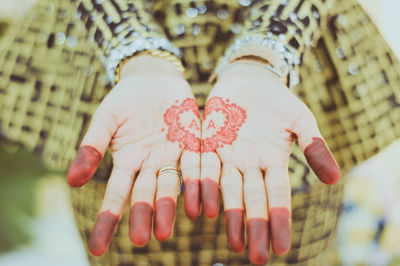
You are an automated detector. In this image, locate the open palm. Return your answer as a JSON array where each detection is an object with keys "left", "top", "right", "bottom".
[
  {"left": 67, "top": 55, "right": 201, "bottom": 256},
  {"left": 200, "top": 62, "right": 340, "bottom": 265}
]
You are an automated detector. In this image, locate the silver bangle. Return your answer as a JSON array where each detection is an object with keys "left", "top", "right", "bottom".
[
  {"left": 215, "top": 34, "right": 301, "bottom": 88},
  {"left": 101, "top": 36, "right": 181, "bottom": 85}
]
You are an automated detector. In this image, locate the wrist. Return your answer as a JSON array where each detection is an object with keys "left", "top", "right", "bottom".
[
  {"left": 219, "top": 59, "right": 288, "bottom": 85},
  {"left": 213, "top": 34, "right": 300, "bottom": 88},
  {"left": 118, "top": 54, "right": 183, "bottom": 80},
  {"left": 233, "top": 56, "right": 288, "bottom": 85},
  {"left": 213, "top": 44, "right": 289, "bottom": 85},
  {"left": 228, "top": 44, "right": 287, "bottom": 72}
]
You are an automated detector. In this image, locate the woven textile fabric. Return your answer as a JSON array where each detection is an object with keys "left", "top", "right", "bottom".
[{"left": 1, "top": 0, "right": 400, "bottom": 265}]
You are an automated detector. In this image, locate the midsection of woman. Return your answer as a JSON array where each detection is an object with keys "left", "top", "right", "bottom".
[{"left": 1, "top": 0, "right": 400, "bottom": 265}]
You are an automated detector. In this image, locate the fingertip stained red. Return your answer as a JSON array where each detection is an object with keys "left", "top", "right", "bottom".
[
  {"left": 67, "top": 145, "right": 101, "bottom": 187},
  {"left": 184, "top": 179, "right": 201, "bottom": 219},
  {"left": 89, "top": 210, "right": 119, "bottom": 256},
  {"left": 304, "top": 137, "right": 340, "bottom": 185},
  {"left": 225, "top": 209, "right": 245, "bottom": 253},
  {"left": 270, "top": 207, "right": 291, "bottom": 255},
  {"left": 154, "top": 197, "right": 176, "bottom": 241},
  {"left": 247, "top": 218, "right": 270, "bottom": 265},
  {"left": 201, "top": 178, "right": 219, "bottom": 219},
  {"left": 129, "top": 202, "right": 153, "bottom": 246}
]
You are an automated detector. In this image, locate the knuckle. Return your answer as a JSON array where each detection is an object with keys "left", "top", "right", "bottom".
[
  {"left": 242, "top": 168, "right": 260, "bottom": 177},
  {"left": 204, "top": 160, "right": 221, "bottom": 171},
  {"left": 202, "top": 159, "right": 221, "bottom": 175},
  {"left": 267, "top": 183, "right": 289, "bottom": 199},
  {"left": 158, "top": 181, "right": 178, "bottom": 195},
  {"left": 104, "top": 192, "right": 126, "bottom": 206},
  {"left": 221, "top": 181, "right": 241, "bottom": 195},
  {"left": 133, "top": 189, "right": 154, "bottom": 201},
  {"left": 180, "top": 163, "right": 200, "bottom": 175},
  {"left": 244, "top": 185, "right": 266, "bottom": 200},
  {"left": 138, "top": 167, "right": 156, "bottom": 176},
  {"left": 245, "top": 191, "right": 266, "bottom": 205}
]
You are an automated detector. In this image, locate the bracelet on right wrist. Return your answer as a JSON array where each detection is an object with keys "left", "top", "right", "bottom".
[
  {"left": 231, "top": 55, "right": 288, "bottom": 85},
  {"left": 212, "top": 34, "right": 301, "bottom": 89}
]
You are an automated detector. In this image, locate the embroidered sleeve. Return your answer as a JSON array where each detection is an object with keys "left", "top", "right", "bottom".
[
  {"left": 216, "top": 0, "right": 334, "bottom": 88},
  {"left": 71, "top": 0, "right": 181, "bottom": 84}
]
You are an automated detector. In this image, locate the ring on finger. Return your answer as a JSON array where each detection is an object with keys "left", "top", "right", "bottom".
[
  {"left": 158, "top": 166, "right": 180, "bottom": 176},
  {"left": 222, "top": 168, "right": 242, "bottom": 176},
  {"left": 221, "top": 168, "right": 243, "bottom": 189},
  {"left": 157, "top": 166, "right": 184, "bottom": 195}
]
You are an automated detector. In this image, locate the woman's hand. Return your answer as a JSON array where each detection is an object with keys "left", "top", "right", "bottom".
[
  {"left": 67, "top": 54, "right": 201, "bottom": 256},
  {"left": 200, "top": 61, "right": 340, "bottom": 265}
]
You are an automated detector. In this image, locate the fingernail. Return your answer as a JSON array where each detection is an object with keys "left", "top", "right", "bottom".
[
  {"left": 89, "top": 211, "right": 119, "bottom": 256},
  {"left": 201, "top": 178, "right": 219, "bottom": 219},
  {"left": 184, "top": 179, "right": 201, "bottom": 220},
  {"left": 154, "top": 197, "right": 176, "bottom": 241},
  {"left": 67, "top": 145, "right": 102, "bottom": 187},
  {"left": 129, "top": 202, "right": 153, "bottom": 246},
  {"left": 247, "top": 218, "right": 270, "bottom": 265},
  {"left": 270, "top": 207, "right": 291, "bottom": 255},
  {"left": 225, "top": 209, "right": 245, "bottom": 253},
  {"left": 304, "top": 137, "right": 340, "bottom": 185}
]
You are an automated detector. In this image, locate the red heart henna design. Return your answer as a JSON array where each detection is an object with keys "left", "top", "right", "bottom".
[
  {"left": 163, "top": 98, "right": 201, "bottom": 153},
  {"left": 202, "top": 96, "right": 247, "bottom": 153}
]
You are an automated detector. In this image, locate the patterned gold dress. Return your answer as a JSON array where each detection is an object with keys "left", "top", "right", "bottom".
[{"left": 1, "top": 0, "right": 400, "bottom": 265}]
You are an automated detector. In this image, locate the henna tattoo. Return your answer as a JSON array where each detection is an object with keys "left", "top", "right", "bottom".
[
  {"left": 202, "top": 96, "right": 247, "bottom": 153},
  {"left": 188, "top": 119, "right": 200, "bottom": 130},
  {"left": 163, "top": 98, "right": 201, "bottom": 153},
  {"left": 206, "top": 120, "right": 217, "bottom": 130},
  {"left": 163, "top": 97, "right": 245, "bottom": 153},
  {"left": 129, "top": 202, "right": 153, "bottom": 246},
  {"left": 270, "top": 207, "right": 291, "bottom": 255},
  {"left": 247, "top": 218, "right": 270, "bottom": 265},
  {"left": 89, "top": 210, "right": 119, "bottom": 256},
  {"left": 304, "top": 137, "right": 340, "bottom": 185},
  {"left": 225, "top": 209, "right": 245, "bottom": 253},
  {"left": 154, "top": 197, "right": 176, "bottom": 241},
  {"left": 67, "top": 145, "right": 102, "bottom": 187}
]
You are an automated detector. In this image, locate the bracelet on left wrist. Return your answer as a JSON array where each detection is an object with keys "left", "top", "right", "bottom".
[{"left": 115, "top": 50, "right": 185, "bottom": 83}]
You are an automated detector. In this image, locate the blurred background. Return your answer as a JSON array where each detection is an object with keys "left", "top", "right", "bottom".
[{"left": 1, "top": 0, "right": 400, "bottom": 265}]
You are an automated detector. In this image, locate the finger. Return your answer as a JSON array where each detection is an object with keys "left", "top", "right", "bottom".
[
  {"left": 181, "top": 150, "right": 201, "bottom": 220},
  {"left": 67, "top": 107, "right": 117, "bottom": 187},
  {"left": 220, "top": 167, "right": 245, "bottom": 253},
  {"left": 243, "top": 168, "right": 270, "bottom": 265},
  {"left": 292, "top": 112, "right": 340, "bottom": 185},
  {"left": 200, "top": 152, "right": 221, "bottom": 219},
  {"left": 129, "top": 167, "right": 157, "bottom": 247},
  {"left": 154, "top": 168, "right": 180, "bottom": 241},
  {"left": 265, "top": 166, "right": 291, "bottom": 255},
  {"left": 89, "top": 167, "right": 134, "bottom": 256}
]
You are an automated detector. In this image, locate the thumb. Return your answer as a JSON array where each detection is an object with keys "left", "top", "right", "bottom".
[
  {"left": 67, "top": 105, "right": 117, "bottom": 187},
  {"left": 291, "top": 111, "right": 340, "bottom": 185}
]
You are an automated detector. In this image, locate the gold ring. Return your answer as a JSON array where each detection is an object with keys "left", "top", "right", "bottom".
[
  {"left": 158, "top": 166, "right": 180, "bottom": 176},
  {"left": 157, "top": 166, "right": 184, "bottom": 195},
  {"left": 222, "top": 168, "right": 242, "bottom": 176}
]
